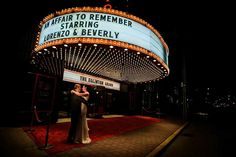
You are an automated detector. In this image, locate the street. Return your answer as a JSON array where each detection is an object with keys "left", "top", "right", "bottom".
[{"left": 156, "top": 110, "right": 236, "bottom": 157}]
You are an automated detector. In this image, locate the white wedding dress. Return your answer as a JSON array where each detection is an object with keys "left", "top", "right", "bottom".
[{"left": 75, "top": 95, "right": 91, "bottom": 144}]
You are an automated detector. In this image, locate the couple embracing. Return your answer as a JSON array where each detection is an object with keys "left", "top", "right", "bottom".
[{"left": 67, "top": 83, "right": 91, "bottom": 144}]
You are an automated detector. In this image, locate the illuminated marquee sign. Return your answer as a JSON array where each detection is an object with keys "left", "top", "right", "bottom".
[
  {"left": 63, "top": 69, "right": 120, "bottom": 91},
  {"left": 39, "top": 12, "right": 167, "bottom": 63}
]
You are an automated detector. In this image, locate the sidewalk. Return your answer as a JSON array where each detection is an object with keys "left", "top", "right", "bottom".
[{"left": 0, "top": 116, "right": 188, "bottom": 157}]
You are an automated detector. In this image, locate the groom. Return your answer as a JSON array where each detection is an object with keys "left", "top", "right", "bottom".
[{"left": 67, "top": 83, "right": 88, "bottom": 143}]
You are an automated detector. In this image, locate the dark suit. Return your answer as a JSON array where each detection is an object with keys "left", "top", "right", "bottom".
[{"left": 67, "top": 93, "right": 88, "bottom": 143}]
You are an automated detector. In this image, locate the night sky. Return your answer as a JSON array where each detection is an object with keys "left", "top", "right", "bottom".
[{"left": 4, "top": 0, "right": 235, "bottom": 97}]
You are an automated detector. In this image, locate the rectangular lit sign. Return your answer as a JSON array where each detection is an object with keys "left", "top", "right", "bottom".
[
  {"left": 63, "top": 69, "right": 120, "bottom": 91},
  {"left": 39, "top": 12, "right": 167, "bottom": 63}
]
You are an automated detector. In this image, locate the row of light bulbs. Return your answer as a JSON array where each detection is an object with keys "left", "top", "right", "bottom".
[{"left": 32, "top": 42, "right": 169, "bottom": 83}]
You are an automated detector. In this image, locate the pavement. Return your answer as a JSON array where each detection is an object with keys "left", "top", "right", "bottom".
[
  {"left": 154, "top": 110, "right": 236, "bottom": 157},
  {"left": 0, "top": 115, "right": 188, "bottom": 157}
]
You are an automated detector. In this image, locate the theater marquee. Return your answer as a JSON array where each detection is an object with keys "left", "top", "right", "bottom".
[
  {"left": 32, "top": 7, "right": 169, "bottom": 83},
  {"left": 39, "top": 11, "right": 167, "bottom": 63}
]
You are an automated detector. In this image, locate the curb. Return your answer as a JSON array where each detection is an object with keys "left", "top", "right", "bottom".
[{"left": 146, "top": 121, "right": 190, "bottom": 157}]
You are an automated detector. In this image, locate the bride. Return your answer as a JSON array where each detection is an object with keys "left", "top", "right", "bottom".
[{"left": 73, "top": 85, "right": 91, "bottom": 144}]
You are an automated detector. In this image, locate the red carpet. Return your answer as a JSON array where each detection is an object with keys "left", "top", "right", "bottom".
[{"left": 24, "top": 115, "right": 160, "bottom": 155}]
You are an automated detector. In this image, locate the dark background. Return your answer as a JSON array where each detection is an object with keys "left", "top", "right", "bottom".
[{"left": 3, "top": 0, "right": 235, "bottom": 103}]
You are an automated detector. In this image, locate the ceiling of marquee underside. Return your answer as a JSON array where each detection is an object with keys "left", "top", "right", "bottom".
[{"left": 31, "top": 44, "right": 168, "bottom": 83}]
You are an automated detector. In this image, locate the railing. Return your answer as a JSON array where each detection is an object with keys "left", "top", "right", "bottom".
[{"left": 141, "top": 106, "right": 164, "bottom": 118}]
